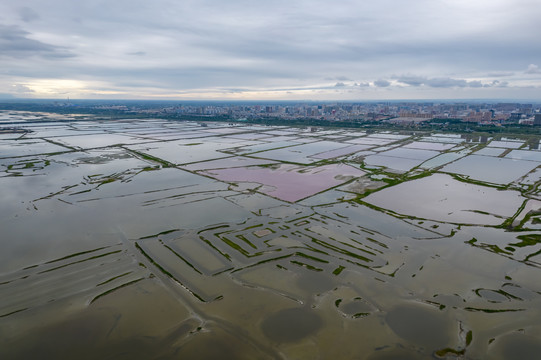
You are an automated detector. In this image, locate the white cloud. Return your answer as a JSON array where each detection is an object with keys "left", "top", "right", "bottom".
[{"left": 526, "top": 64, "right": 540, "bottom": 74}]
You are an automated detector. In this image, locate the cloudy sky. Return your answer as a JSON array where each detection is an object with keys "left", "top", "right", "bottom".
[{"left": 1, "top": 0, "right": 541, "bottom": 100}]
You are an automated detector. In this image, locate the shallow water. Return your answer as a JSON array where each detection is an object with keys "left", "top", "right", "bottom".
[
  {"left": 201, "top": 163, "right": 365, "bottom": 202},
  {"left": 1, "top": 118, "right": 540, "bottom": 359},
  {"left": 363, "top": 173, "right": 524, "bottom": 225},
  {"left": 441, "top": 154, "right": 540, "bottom": 184},
  {"left": 254, "top": 140, "right": 353, "bottom": 164}
]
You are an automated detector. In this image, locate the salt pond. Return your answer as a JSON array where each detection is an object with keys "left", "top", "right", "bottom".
[
  {"left": 363, "top": 173, "right": 524, "bottom": 225},
  {"left": 201, "top": 163, "right": 366, "bottom": 202},
  {"left": 1, "top": 117, "right": 540, "bottom": 359},
  {"left": 441, "top": 154, "right": 540, "bottom": 184}
]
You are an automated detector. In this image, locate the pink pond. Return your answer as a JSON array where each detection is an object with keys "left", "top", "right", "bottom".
[{"left": 201, "top": 164, "right": 366, "bottom": 202}]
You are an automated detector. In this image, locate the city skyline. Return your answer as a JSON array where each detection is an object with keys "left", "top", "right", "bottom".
[{"left": 1, "top": 0, "right": 541, "bottom": 100}]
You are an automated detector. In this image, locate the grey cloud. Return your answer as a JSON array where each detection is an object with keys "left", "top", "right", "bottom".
[
  {"left": 424, "top": 77, "right": 468, "bottom": 88},
  {"left": 11, "top": 84, "right": 34, "bottom": 94},
  {"left": 357, "top": 82, "right": 371, "bottom": 87},
  {"left": 19, "top": 7, "right": 40, "bottom": 22},
  {"left": 395, "top": 76, "right": 500, "bottom": 88},
  {"left": 334, "top": 82, "right": 346, "bottom": 87},
  {"left": 0, "top": 25, "right": 74, "bottom": 58},
  {"left": 127, "top": 51, "right": 146, "bottom": 56},
  {"left": 468, "top": 80, "right": 483, "bottom": 88},
  {"left": 393, "top": 75, "right": 425, "bottom": 86},
  {"left": 487, "top": 72, "right": 514, "bottom": 77},
  {"left": 326, "top": 76, "right": 352, "bottom": 81},
  {"left": 374, "top": 80, "right": 391, "bottom": 87}
]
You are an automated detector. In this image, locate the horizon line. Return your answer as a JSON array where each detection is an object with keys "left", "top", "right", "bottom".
[{"left": 1, "top": 97, "right": 541, "bottom": 104}]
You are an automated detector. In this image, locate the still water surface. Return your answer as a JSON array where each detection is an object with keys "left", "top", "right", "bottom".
[{"left": 1, "top": 115, "right": 540, "bottom": 359}]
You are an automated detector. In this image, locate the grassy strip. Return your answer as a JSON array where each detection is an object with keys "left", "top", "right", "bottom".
[
  {"left": 39, "top": 250, "right": 122, "bottom": 274},
  {"left": 464, "top": 307, "right": 525, "bottom": 313},
  {"left": 311, "top": 238, "right": 372, "bottom": 263},
  {"left": 236, "top": 234, "right": 258, "bottom": 249},
  {"left": 96, "top": 271, "right": 133, "bottom": 286},
  {"left": 45, "top": 246, "right": 110, "bottom": 264},
  {"left": 126, "top": 148, "right": 174, "bottom": 168},
  {"left": 162, "top": 244, "right": 203, "bottom": 275},
  {"left": 90, "top": 278, "right": 144, "bottom": 304},
  {"left": 139, "top": 229, "right": 179, "bottom": 240},
  {"left": 134, "top": 242, "right": 174, "bottom": 278},
  {"left": 434, "top": 348, "right": 465, "bottom": 358},
  {"left": 199, "top": 236, "right": 232, "bottom": 261},
  {"left": 220, "top": 236, "right": 250, "bottom": 257},
  {"left": 290, "top": 260, "right": 323, "bottom": 272},
  {"left": 230, "top": 254, "right": 293, "bottom": 273},
  {"left": 134, "top": 242, "right": 206, "bottom": 302},
  {"left": 294, "top": 251, "right": 329, "bottom": 263}
]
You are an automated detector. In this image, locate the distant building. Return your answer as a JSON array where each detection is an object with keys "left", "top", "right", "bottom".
[{"left": 534, "top": 114, "right": 541, "bottom": 126}]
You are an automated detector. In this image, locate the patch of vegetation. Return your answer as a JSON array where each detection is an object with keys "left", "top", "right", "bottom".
[
  {"left": 97, "top": 177, "right": 117, "bottom": 186},
  {"left": 510, "top": 234, "right": 541, "bottom": 248},
  {"left": 466, "top": 330, "right": 473, "bottom": 346},
  {"left": 352, "top": 312, "right": 370, "bottom": 318},
  {"left": 434, "top": 348, "right": 465, "bottom": 358},
  {"left": 332, "top": 265, "right": 345, "bottom": 275}
]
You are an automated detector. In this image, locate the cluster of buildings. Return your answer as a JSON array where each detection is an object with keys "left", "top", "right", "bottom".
[{"left": 58, "top": 100, "right": 541, "bottom": 125}]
